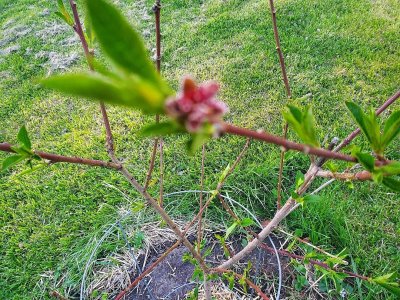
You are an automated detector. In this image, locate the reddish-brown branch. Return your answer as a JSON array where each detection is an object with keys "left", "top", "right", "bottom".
[
  {"left": 144, "top": 137, "right": 159, "bottom": 190},
  {"left": 276, "top": 123, "right": 288, "bottom": 210},
  {"left": 68, "top": 0, "right": 116, "bottom": 159},
  {"left": 158, "top": 137, "right": 164, "bottom": 207},
  {"left": 0, "top": 143, "right": 121, "bottom": 169},
  {"left": 268, "top": 0, "right": 291, "bottom": 97},
  {"left": 211, "top": 268, "right": 270, "bottom": 300},
  {"left": 68, "top": 0, "right": 92, "bottom": 66},
  {"left": 153, "top": 0, "right": 162, "bottom": 72},
  {"left": 183, "top": 139, "right": 250, "bottom": 238},
  {"left": 266, "top": 0, "right": 291, "bottom": 212},
  {"left": 222, "top": 123, "right": 358, "bottom": 163}
]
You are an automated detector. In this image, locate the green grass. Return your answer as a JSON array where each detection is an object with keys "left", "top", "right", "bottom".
[{"left": 0, "top": 0, "right": 399, "bottom": 299}]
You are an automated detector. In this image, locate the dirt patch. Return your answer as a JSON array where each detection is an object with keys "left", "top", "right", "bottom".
[{"left": 127, "top": 235, "right": 289, "bottom": 300}]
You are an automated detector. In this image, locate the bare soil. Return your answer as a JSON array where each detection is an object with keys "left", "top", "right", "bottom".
[{"left": 128, "top": 235, "right": 289, "bottom": 300}]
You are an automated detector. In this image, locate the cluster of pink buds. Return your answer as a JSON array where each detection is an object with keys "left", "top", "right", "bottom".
[{"left": 165, "top": 77, "right": 228, "bottom": 133}]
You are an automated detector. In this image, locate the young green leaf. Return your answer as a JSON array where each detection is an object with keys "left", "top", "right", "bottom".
[
  {"left": 382, "top": 110, "right": 400, "bottom": 148},
  {"left": 295, "top": 171, "right": 305, "bottom": 189},
  {"left": 84, "top": 13, "right": 96, "bottom": 48},
  {"left": 86, "top": 0, "right": 166, "bottom": 90},
  {"left": 303, "top": 194, "right": 322, "bottom": 203},
  {"left": 353, "top": 151, "right": 375, "bottom": 172},
  {"left": 11, "top": 146, "right": 32, "bottom": 157},
  {"left": 303, "top": 106, "right": 319, "bottom": 146},
  {"left": 377, "top": 162, "right": 400, "bottom": 176},
  {"left": 140, "top": 121, "right": 184, "bottom": 137},
  {"left": 382, "top": 177, "right": 400, "bottom": 192},
  {"left": 283, "top": 105, "right": 319, "bottom": 147},
  {"left": 240, "top": 218, "right": 254, "bottom": 227},
  {"left": 56, "top": 0, "right": 74, "bottom": 26},
  {"left": 186, "top": 123, "right": 214, "bottom": 154},
  {"left": 345, "top": 102, "right": 382, "bottom": 154},
  {"left": 16, "top": 163, "right": 47, "bottom": 177},
  {"left": 219, "top": 164, "right": 231, "bottom": 184},
  {"left": 2, "top": 155, "right": 25, "bottom": 172},
  {"left": 371, "top": 273, "right": 400, "bottom": 296},
  {"left": 225, "top": 221, "right": 238, "bottom": 239},
  {"left": 42, "top": 73, "right": 166, "bottom": 114},
  {"left": 17, "top": 125, "right": 31, "bottom": 150}
]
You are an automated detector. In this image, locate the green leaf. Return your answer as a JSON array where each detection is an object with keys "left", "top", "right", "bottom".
[
  {"left": 326, "top": 161, "right": 339, "bottom": 173},
  {"left": 346, "top": 101, "right": 371, "bottom": 141},
  {"left": 240, "top": 218, "right": 254, "bottom": 227},
  {"left": 345, "top": 102, "right": 382, "bottom": 153},
  {"left": 2, "top": 155, "right": 24, "bottom": 172},
  {"left": 303, "top": 194, "right": 322, "bottom": 203},
  {"left": 288, "top": 105, "right": 303, "bottom": 123},
  {"left": 16, "top": 163, "right": 47, "bottom": 177},
  {"left": 10, "top": 146, "right": 32, "bottom": 157},
  {"left": 84, "top": 13, "right": 95, "bottom": 48},
  {"left": 377, "top": 162, "right": 400, "bottom": 176},
  {"left": 56, "top": 0, "right": 74, "bottom": 26},
  {"left": 382, "top": 111, "right": 400, "bottom": 148},
  {"left": 382, "top": 177, "right": 400, "bottom": 192},
  {"left": 140, "top": 121, "right": 184, "bottom": 137},
  {"left": 42, "top": 73, "right": 166, "bottom": 114},
  {"left": 86, "top": 0, "right": 167, "bottom": 90},
  {"left": 303, "top": 106, "right": 319, "bottom": 147},
  {"left": 295, "top": 171, "right": 305, "bottom": 189},
  {"left": 372, "top": 273, "right": 400, "bottom": 296},
  {"left": 225, "top": 221, "right": 238, "bottom": 239},
  {"left": 353, "top": 151, "right": 375, "bottom": 172},
  {"left": 219, "top": 164, "right": 231, "bottom": 184},
  {"left": 283, "top": 105, "right": 319, "bottom": 147},
  {"left": 186, "top": 124, "right": 214, "bottom": 154},
  {"left": 17, "top": 125, "right": 31, "bottom": 149}
]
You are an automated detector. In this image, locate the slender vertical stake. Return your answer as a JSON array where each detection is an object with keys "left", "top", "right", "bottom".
[
  {"left": 197, "top": 145, "right": 206, "bottom": 252},
  {"left": 153, "top": 1, "right": 164, "bottom": 207},
  {"left": 267, "top": 0, "right": 292, "bottom": 210},
  {"left": 68, "top": 0, "right": 115, "bottom": 158}
]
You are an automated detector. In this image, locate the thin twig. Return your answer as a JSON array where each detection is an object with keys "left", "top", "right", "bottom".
[
  {"left": 276, "top": 124, "right": 288, "bottom": 210},
  {"left": 197, "top": 145, "right": 206, "bottom": 253},
  {"left": 316, "top": 170, "right": 372, "bottom": 181},
  {"left": 159, "top": 137, "right": 164, "bottom": 207},
  {"left": 223, "top": 124, "right": 355, "bottom": 162},
  {"left": 222, "top": 123, "right": 390, "bottom": 165},
  {"left": 68, "top": 0, "right": 115, "bottom": 158},
  {"left": 211, "top": 268, "right": 271, "bottom": 300},
  {"left": 182, "top": 139, "right": 251, "bottom": 236},
  {"left": 0, "top": 143, "right": 121, "bottom": 169},
  {"left": 267, "top": 0, "right": 291, "bottom": 97},
  {"left": 267, "top": 0, "right": 292, "bottom": 211},
  {"left": 144, "top": 137, "right": 159, "bottom": 190}
]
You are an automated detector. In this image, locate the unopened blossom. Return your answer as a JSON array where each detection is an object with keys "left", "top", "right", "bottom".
[{"left": 165, "top": 77, "right": 228, "bottom": 132}]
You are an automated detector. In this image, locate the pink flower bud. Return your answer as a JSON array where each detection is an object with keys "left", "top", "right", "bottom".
[{"left": 165, "top": 77, "right": 229, "bottom": 133}]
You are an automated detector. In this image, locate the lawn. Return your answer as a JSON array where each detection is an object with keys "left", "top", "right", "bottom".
[{"left": 0, "top": 0, "right": 399, "bottom": 299}]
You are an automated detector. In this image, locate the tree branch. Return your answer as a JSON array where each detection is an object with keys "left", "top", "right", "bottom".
[
  {"left": 0, "top": 143, "right": 121, "bottom": 169},
  {"left": 316, "top": 170, "right": 372, "bottom": 181},
  {"left": 222, "top": 123, "right": 358, "bottom": 163},
  {"left": 211, "top": 268, "right": 270, "bottom": 300}
]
